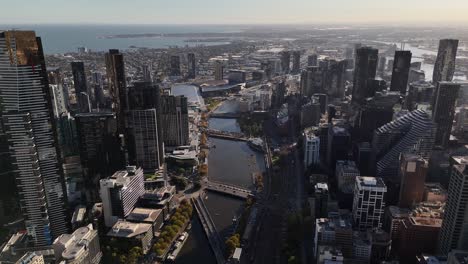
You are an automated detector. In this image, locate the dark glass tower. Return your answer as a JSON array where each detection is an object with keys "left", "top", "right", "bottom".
[
  {"left": 71, "top": 61, "right": 90, "bottom": 113},
  {"left": 187, "top": 53, "right": 196, "bottom": 79},
  {"left": 170, "top": 55, "right": 181, "bottom": 76},
  {"left": 433, "top": 39, "right": 459, "bottom": 84},
  {"left": 105, "top": 49, "right": 127, "bottom": 134},
  {"left": 0, "top": 30, "right": 70, "bottom": 245},
  {"left": 390, "top": 51, "right": 412, "bottom": 94},
  {"left": 352, "top": 47, "right": 378, "bottom": 104},
  {"left": 432, "top": 82, "right": 460, "bottom": 148}
]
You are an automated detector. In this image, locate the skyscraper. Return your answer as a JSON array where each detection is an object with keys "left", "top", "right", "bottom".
[
  {"left": 371, "top": 110, "right": 435, "bottom": 181},
  {"left": 433, "top": 82, "right": 461, "bottom": 148},
  {"left": 127, "top": 82, "right": 163, "bottom": 172},
  {"left": 105, "top": 49, "right": 127, "bottom": 134},
  {"left": 308, "top": 54, "right": 318, "bottom": 67},
  {"left": 75, "top": 112, "right": 125, "bottom": 202},
  {"left": 438, "top": 156, "right": 468, "bottom": 255},
  {"left": 160, "top": 95, "right": 189, "bottom": 147},
  {"left": 405, "top": 81, "right": 435, "bottom": 111},
  {"left": 214, "top": 61, "right": 224, "bottom": 81},
  {"left": 292, "top": 50, "right": 301, "bottom": 73},
  {"left": 301, "top": 66, "right": 323, "bottom": 97},
  {"left": 281, "top": 50, "right": 291, "bottom": 74},
  {"left": 353, "top": 177, "right": 387, "bottom": 230},
  {"left": 187, "top": 53, "right": 196, "bottom": 79},
  {"left": 0, "top": 31, "right": 70, "bottom": 245},
  {"left": 433, "top": 39, "right": 459, "bottom": 84},
  {"left": 170, "top": 55, "right": 181, "bottom": 76},
  {"left": 390, "top": 51, "right": 412, "bottom": 94},
  {"left": 71, "top": 61, "right": 90, "bottom": 113},
  {"left": 398, "top": 153, "right": 428, "bottom": 208},
  {"left": 352, "top": 47, "right": 378, "bottom": 104}
]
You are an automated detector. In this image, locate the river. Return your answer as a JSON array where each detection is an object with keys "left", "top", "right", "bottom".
[{"left": 176, "top": 92, "right": 264, "bottom": 264}]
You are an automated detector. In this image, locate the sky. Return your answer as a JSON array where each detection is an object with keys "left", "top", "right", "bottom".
[{"left": 2, "top": 0, "right": 468, "bottom": 25}]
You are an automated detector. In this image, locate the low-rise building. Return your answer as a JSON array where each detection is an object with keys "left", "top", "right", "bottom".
[
  {"left": 126, "top": 207, "right": 164, "bottom": 234},
  {"left": 53, "top": 224, "right": 102, "bottom": 264},
  {"left": 106, "top": 220, "right": 153, "bottom": 254}
]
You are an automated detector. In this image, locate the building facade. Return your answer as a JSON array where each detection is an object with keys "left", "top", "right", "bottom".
[{"left": 352, "top": 177, "right": 387, "bottom": 230}]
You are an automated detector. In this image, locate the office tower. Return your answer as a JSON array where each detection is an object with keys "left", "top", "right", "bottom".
[
  {"left": 300, "top": 100, "right": 321, "bottom": 128},
  {"left": 228, "top": 70, "right": 247, "bottom": 84},
  {"left": 433, "top": 82, "right": 460, "bottom": 148},
  {"left": 53, "top": 224, "right": 102, "bottom": 264},
  {"left": 100, "top": 166, "right": 145, "bottom": 227},
  {"left": 398, "top": 154, "right": 428, "bottom": 208},
  {"left": 433, "top": 39, "right": 459, "bottom": 83},
  {"left": 92, "top": 72, "right": 105, "bottom": 109},
  {"left": 371, "top": 110, "right": 435, "bottom": 181},
  {"left": 354, "top": 91, "right": 399, "bottom": 142},
  {"left": 326, "top": 124, "right": 351, "bottom": 167},
  {"left": 409, "top": 69, "right": 426, "bottom": 84},
  {"left": 280, "top": 50, "right": 291, "bottom": 73},
  {"left": 214, "top": 61, "right": 224, "bottom": 80},
  {"left": 272, "top": 80, "right": 286, "bottom": 109},
  {"left": 50, "top": 84, "right": 68, "bottom": 119},
  {"left": 368, "top": 229, "right": 392, "bottom": 263},
  {"left": 378, "top": 56, "right": 387, "bottom": 75},
  {"left": 127, "top": 82, "right": 163, "bottom": 171},
  {"left": 314, "top": 183, "right": 329, "bottom": 219},
  {"left": 438, "top": 156, "right": 468, "bottom": 255},
  {"left": 170, "top": 55, "right": 181, "bottom": 76},
  {"left": 141, "top": 64, "right": 152, "bottom": 82},
  {"left": 355, "top": 142, "right": 372, "bottom": 176},
  {"left": 353, "top": 177, "right": 387, "bottom": 230},
  {"left": 105, "top": 49, "right": 127, "bottom": 134},
  {"left": 160, "top": 95, "right": 189, "bottom": 147},
  {"left": 390, "top": 51, "right": 412, "bottom": 94},
  {"left": 75, "top": 112, "right": 125, "bottom": 202},
  {"left": 313, "top": 93, "right": 328, "bottom": 114},
  {"left": 57, "top": 113, "right": 79, "bottom": 157},
  {"left": 303, "top": 129, "right": 320, "bottom": 169},
  {"left": 383, "top": 206, "right": 411, "bottom": 255},
  {"left": 406, "top": 81, "right": 435, "bottom": 111},
  {"left": 301, "top": 66, "right": 323, "bottom": 97},
  {"left": 324, "top": 59, "right": 347, "bottom": 99},
  {"left": 399, "top": 217, "right": 442, "bottom": 261},
  {"left": 352, "top": 47, "right": 378, "bottom": 104},
  {"left": 71, "top": 61, "right": 90, "bottom": 113},
  {"left": 0, "top": 31, "right": 70, "bottom": 245},
  {"left": 308, "top": 54, "right": 318, "bottom": 67},
  {"left": 292, "top": 50, "right": 301, "bottom": 73},
  {"left": 314, "top": 211, "right": 354, "bottom": 258},
  {"left": 336, "top": 160, "right": 360, "bottom": 193},
  {"left": 187, "top": 53, "right": 196, "bottom": 79}
]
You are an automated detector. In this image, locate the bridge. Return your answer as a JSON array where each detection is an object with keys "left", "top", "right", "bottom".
[
  {"left": 206, "top": 129, "right": 248, "bottom": 141},
  {"left": 205, "top": 180, "right": 254, "bottom": 199},
  {"left": 192, "top": 196, "right": 225, "bottom": 264}
]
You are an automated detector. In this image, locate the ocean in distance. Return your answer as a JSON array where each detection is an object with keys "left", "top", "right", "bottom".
[{"left": 0, "top": 24, "right": 245, "bottom": 54}]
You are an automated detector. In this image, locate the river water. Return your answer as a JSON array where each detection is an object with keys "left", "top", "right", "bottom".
[{"left": 176, "top": 93, "right": 264, "bottom": 264}]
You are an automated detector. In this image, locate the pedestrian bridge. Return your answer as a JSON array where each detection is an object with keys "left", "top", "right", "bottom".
[{"left": 205, "top": 180, "right": 253, "bottom": 199}]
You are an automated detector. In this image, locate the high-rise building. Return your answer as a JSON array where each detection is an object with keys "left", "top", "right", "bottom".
[
  {"left": 390, "top": 50, "right": 412, "bottom": 94},
  {"left": 433, "top": 39, "right": 459, "bottom": 84},
  {"left": 292, "top": 50, "right": 301, "bottom": 73},
  {"left": 371, "top": 110, "right": 435, "bottom": 182},
  {"left": 378, "top": 56, "right": 387, "bottom": 75},
  {"left": 281, "top": 51, "right": 291, "bottom": 73},
  {"left": 127, "top": 82, "right": 163, "bottom": 171},
  {"left": 324, "top": 59, "right": 347, "bottom": 99},
  {"left": 301, "top": 66, "right": 323, "bottom": 97},
  {"left": 336, "top": 160, "right": 360, "bottom": 193},
  {"left": 100, "top": 166, "right": 145, "bottom": 227},
  {"left": 406, "top": 81, "right": 435, "bottom": 111},
  {"left": 53, "top": 224, "right": 102, "bottom": 264},
  {"left": 352, "top": 47, "right": 378, "bottom": 104},
  {"left": 399, "top": 217, "right": 442, "bottom": 261},
  {"left": 326, "top": 124, "right": 351, "bottom": 167},
  {"left": 105, "top": 49, "right": 127, "bottom": 134},
  {"left": 438, "top": 156, "right": 468, "bottom": 255},
  {"left": 71, "top": 61, "right": 90, "bottom": 113},
  {"left": 75, "top": 112, "right": 125, "bottom": 202},
  {"left": 398, "top": 154, "right": 428, "bottom": 208},
  {"left": 141, "top": 64, "right": 152, "bottom": 82},
  {"left": 432, "top": 82, "right": 461, "bottom": 148},
  {"left": 314, "top": 211, "right": 354, "bottom": 258},
  {"left": 160, "top": 95, "right": 189, "bottom": 147},
  {"left": 308, "top": 54, "right": 318, "bottom": 67},
  {"left": 352, "top": 177, "right": 387, "bottom": 230},
  {"left": 313, "top": 183, "right": 329, "bottom": 219},
  {"left": 170, "top": 55, "right": 181, "bottom": 76},
  {"left": 0, "top": 31, "right": 70, "bottom": 245},
  {"left": 303, "top": 129, "right": 320, "bottom": 168},
  {"left": 187, "top": 53, "right": 196, "bottom": 79},
  {"left": 214, "top": 61, "right": 224, "bottom": 80}
]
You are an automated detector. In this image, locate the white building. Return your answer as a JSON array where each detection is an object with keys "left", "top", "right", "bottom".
[
  {"left": 352, "top": 177, "right": 387, "bottom": 230},
  {"left": 100, "top": 166, "right": 145, "bottom": 227},
  {"left": 303, "top": 129, "right": 320, "bottom": 169},
  {"left": 53, "top": 224, "right": 102, "bottom": 264}
]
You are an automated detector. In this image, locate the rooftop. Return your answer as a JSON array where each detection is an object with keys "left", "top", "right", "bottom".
[
  {"left": 54, "top": 224, "right": 97, "bottom": 261},
  {"left": 356, "top": 176, "right": 386, "bottom": 189},
  {"left": 409, "top": 217, "right": 442, "bottom": 227},
  {"left": 107, "top": 220, "right": 152, "bottom": 238},
  {"left": 126, "top": 208, "right": 162, "bottom": 223}
]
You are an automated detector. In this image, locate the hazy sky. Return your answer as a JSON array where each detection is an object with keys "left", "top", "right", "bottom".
[{"left": 3, "top": 0, "right": 468, "bottom": 25}]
